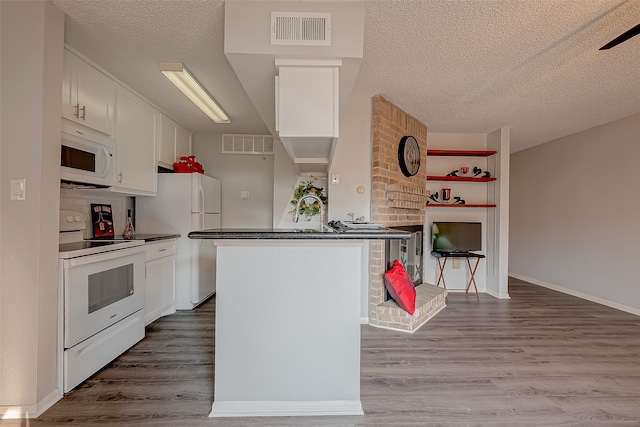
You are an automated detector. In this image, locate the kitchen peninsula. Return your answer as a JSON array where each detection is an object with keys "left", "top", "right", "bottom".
[{"left": 189, "top": 227, "right": 410, "bottom": 418}]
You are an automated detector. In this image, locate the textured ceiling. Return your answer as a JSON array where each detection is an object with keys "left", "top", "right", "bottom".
[{"left": 52, "top": 0, "right": 640, "bottom": 152}]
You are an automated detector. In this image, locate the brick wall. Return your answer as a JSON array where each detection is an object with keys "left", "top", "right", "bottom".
[{"left": 369, "top": 95, "right": 427, "bottom": 321}]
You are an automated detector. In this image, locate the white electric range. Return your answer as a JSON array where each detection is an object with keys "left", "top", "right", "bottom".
[{"left": 58, "top": 211, "right": 146, "bottom": 393}]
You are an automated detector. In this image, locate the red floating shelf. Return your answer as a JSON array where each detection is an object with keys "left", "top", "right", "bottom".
[
  {"left": 427, "top": 175, "right": 496, "bottom": 182},
  {"left": 427, "top": 149, "right": 497, "bottom": 157},
  {"left": 426, "top": 203, "right": 497, "bottom": 208}
]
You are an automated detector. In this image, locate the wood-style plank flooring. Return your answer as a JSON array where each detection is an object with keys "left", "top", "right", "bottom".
[{"left": 6, "top": 277, "right": 640, "bottom": 426}]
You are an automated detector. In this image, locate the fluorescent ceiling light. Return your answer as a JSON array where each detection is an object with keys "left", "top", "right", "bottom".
[{"left": 159, "top": 62, "right": 229, "bottom": 123}]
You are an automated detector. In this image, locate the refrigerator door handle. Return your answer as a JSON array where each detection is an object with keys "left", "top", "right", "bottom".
[{"left": 198, "top": 182, "right": 205, "bottom": 214}]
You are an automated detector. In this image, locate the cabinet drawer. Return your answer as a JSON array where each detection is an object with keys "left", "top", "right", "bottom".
[{"left": 144, "top": 239, "right": 177, "bottom": 261}]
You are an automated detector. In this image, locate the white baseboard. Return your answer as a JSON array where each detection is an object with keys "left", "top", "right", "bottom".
[
  {"left": 0, "top": 389, "right": 62, "bottom": 419},
  {"left": 210, "top": 400, "right": 364, "bottom": 417},
  {"left": 509, "top": 273, "right": 640, "bottom": 317},
  {"left": 485, "top": 288, "right": 511, "bottom": 299}
]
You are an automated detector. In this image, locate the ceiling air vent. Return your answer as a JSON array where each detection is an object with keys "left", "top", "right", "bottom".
[
  {"left": 222, "top": 134, "right": 274, "bottom": 155},
  {"left": 271, "top": 12, "right": 331, "bottom": 46}
]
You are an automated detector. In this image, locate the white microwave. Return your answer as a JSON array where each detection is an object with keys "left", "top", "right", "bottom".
[{"left": 61, "top": 120, "right": 115, "bottom": 186}]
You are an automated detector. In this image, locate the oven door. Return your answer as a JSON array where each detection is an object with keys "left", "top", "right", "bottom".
[{"left": 62, "top": 246, "right": 144, "bottom": 348}]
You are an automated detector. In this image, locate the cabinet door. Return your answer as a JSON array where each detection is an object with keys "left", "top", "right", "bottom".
[
  {"left": 62, "top": 51, "right": 116, "bottom": 135},
  {"left": 175, "top": 124, "right": 192, "bottom": 159},
  {"left": 158, "top": 114, "right": 177, "bottom": 169},
  {"left": 277, "top": 64, "right": 338, "bottom": 138},
  {"left": 114, "top": 87, "right": 157, "bottom": 195},
  {"left": 145, "top": 254, "right": 176, "bottom": 325},
  {"left": 76, "top": 59, "right": 116, "bottom": 135},
  {"left": 61, "top": 51, "right": 77, "bottom": 122}
]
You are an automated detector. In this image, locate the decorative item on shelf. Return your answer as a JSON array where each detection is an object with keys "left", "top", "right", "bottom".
[
  {"left": 441, "top": 188, "right": 451, "bottom": 202},
  {"left": 90, "top": 204, "right": 114, "bottom": 238},
  {"left": 453, "top": 196, "right": 466, "bottom": 205},
  {"left": 122, "top": 209, "right": 135, "bottom": 239},
  {"left": 290, "top": 177, "right": 327, "bottom": 221},
  {"left": 472, "top": 166, "right": 491, "bottom": 178},
  {"left": 173, "top": 155, "right": 204, "bottom": 174},
  {"left": 446, "top": 166, "right": 470, "bottom": 177},
  {"left": 427, "top": 191, "right": 465, "bottom": 205}
]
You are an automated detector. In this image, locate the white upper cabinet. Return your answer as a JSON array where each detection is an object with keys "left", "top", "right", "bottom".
[
  {"left": 62, "top": 50, "right": 116, "bottom": 135},
  {"left": 158, "top": 114, "right": 192, "bottom": 170},
  {"left": 175, "top": 124, "right": 192, "bottom": 161},
  {"left": 274, "top": 59, "right": 341, "bottom": 174},
  {"left": 113, "top": 87, "right": 157, "bottom": 196},
  {"left": 158, "top": 114, "right": 177, "bottom": 169},
  {"left": 276, "top": 61, "right": 339, "bottom": 139}
]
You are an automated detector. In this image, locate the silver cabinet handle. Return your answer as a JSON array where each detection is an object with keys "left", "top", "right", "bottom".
[
  {"left": 80, "top": 105, "right": 86, "bottom": 120},
  {"left": 74, "top": 103, "right": 80, "bottom": 118},
  {"left": 159, "top": 248, "right": 167, "bottom": 252},
  {"left": 117, "top": 171, "right": 123, "bottom": 183}
]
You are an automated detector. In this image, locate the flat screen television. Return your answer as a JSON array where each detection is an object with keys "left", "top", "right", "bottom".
[{"left": 431, "top": 222, "right": 482, "bottom": 254}]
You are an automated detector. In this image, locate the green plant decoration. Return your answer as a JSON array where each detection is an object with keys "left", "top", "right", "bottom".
[{"left": 290, "top": 177, "right": 328, "bottom": 221}]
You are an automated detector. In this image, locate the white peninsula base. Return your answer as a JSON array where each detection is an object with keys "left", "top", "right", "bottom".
[{"left": 210, "top": 239, "right": 364, "bottom": 417}]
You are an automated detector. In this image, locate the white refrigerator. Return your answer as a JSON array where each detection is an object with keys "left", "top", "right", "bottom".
[{"left": 137, "top": 172, "right": 221, "bottom": 310}]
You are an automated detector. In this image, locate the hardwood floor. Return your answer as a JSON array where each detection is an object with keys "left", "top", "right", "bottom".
[{"left": 7, "top": 277, "right": 640, "bottom": 426}]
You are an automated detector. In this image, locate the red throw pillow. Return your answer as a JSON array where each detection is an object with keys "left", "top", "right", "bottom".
[{"left": 384, "top": 260, "right": 416, "bottom": 315}]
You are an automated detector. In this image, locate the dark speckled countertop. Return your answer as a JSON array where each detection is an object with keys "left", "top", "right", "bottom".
[{"left": 188, "top": 227, "right": 411, "bottom": 240}]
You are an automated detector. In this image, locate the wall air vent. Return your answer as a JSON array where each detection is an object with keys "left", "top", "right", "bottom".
[
  {"left": 222, "top": 134, "right": 274, "bottom": 155},
  {"left": 271, "top": 12, "right": 331, "bottom": 46}
]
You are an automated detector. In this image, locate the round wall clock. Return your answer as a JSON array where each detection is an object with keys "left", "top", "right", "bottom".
[{"left": 398, "top": 135, "right": 421, "bottom": 177}]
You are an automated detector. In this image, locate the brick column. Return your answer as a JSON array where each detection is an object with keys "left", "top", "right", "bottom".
[{"left": 369, "top": 95, "right": 427, "bottom": 323}]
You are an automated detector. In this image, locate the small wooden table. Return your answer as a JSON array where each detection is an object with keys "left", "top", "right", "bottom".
[{"left": 430, "top": 251, "right": 485, "bottom": 299}]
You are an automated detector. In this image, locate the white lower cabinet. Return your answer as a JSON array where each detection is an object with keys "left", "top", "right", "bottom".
[{"left": 144, "top": 239, "right": 177, "bottom": 325}]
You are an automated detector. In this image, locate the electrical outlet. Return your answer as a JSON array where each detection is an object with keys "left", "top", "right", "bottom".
[
  {"left": 240, "top": 191, "right": 249, "bottom": 200},
  {"left": 452, "top": 258, "right": 461, "bottom": 269}
]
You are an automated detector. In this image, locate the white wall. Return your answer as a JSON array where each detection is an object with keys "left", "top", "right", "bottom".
[
  {"left": 328, "top": 93, "right": 374, "bottom": 320},
  {"left": 486, "top": 128, "right": 510, "bottom": 299},
  {"left": 272, "top": 137, "right": 301, "bottom": 227},
  {"left": 60, "top": 188, "right": 132, "bottom": 238},
  {"left": 510, "top": 112, "right": 640, "bottom": 314},
  {"left": 0, "top": 0, "right": 64, "bottom": 417},
  {"left": 193, "top": 131, "right": 274, "bottom": 228},
  {"left": 328, "top": 93, "right": 372, "bottom": 222}
]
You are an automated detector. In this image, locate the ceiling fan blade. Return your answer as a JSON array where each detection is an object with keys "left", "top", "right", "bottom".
[{"left": 600, "top": 22, "right": 640, "bottom": 50}]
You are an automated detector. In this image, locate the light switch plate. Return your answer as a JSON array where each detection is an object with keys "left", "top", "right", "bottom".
[{"left": 10, "top": 178, "right": 26, "bottom": 200}]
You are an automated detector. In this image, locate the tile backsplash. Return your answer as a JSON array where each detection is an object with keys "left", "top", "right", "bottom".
[{"left": 60, "top": 187, "right": 134, "bottom": 238}]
